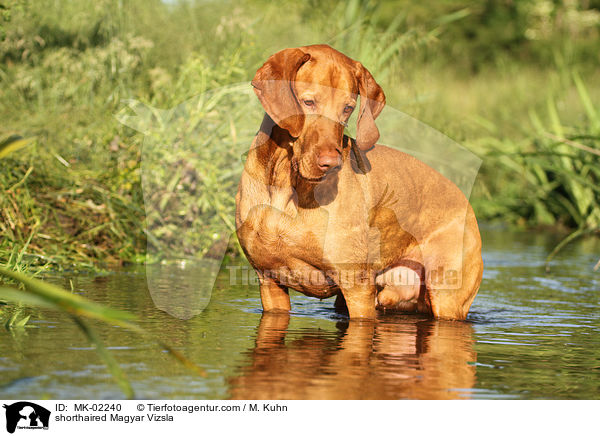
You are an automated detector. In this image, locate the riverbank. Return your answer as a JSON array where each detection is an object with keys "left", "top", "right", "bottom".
[{"left": 1, "top": 0, "right": 599, "bottom": 271}]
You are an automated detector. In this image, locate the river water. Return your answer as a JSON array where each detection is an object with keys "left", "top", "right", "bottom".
[{"left": 1, "top": 226, "right": 599, "bottom": 399}]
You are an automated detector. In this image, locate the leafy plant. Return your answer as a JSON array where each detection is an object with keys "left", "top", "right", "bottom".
[{"left": 476, "top": 71, "right": 600, "bottom": 268}]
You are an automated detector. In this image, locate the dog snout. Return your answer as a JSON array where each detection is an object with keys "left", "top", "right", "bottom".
[{"left": 317, "top": 150, "right": 342, "bottom": 172}]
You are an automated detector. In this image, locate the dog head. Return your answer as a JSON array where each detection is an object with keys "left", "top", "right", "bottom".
[{"left": 252, "top": 44, "right": 386, "bottom": 182}]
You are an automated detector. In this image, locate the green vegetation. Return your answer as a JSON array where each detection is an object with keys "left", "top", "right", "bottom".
[
  {"left": 1, "top": 0, "right": 599, "bottom": 270},
  {"left": 2, "top": 0, "right": 596, "bottom": 400}
]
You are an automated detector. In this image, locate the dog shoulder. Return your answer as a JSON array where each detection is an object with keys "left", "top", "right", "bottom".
[{"left": 366, "top": 144, "right": 471, "bottom": 208}]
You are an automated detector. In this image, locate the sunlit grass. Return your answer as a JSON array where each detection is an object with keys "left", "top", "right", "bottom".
[{"left": 1, "top": 0, "right": 599, "bottom": 270}]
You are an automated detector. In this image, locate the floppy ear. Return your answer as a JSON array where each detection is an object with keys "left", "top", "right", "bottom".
[
  {"left": 355, "top": 63, "right": 386, "bottom": 150},
  {"left": 251, "top": 48, "right": 311, "bottom": 138}
]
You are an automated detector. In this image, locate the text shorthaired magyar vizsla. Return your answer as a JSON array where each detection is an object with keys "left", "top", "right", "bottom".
[{"left": 235, "top": 44, "right": 483, "bottom": 320}]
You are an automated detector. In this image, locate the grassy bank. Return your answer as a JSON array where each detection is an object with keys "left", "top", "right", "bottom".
[{"left": 1, "top": 0, "right": 599, "bottom": 270}]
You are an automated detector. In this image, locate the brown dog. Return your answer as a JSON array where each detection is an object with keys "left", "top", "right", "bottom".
[{"left": 235, "top": 44, "right": 483, "bottom": 320}]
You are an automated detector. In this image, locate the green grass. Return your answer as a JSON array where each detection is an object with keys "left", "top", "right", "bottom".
[
  {"left": 1, "top": 0, "right": 599, "bottom": 270},
  {"left": 467, "top": 71, "right": 600, "bottom": 227}
]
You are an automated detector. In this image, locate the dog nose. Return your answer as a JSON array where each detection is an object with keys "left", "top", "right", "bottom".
[{"left": 317, "top": 152, "right": 342, "bottom": 172}]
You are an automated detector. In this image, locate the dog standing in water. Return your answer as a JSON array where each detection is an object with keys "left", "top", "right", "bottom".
[{"left": 236, "top": 45, "right": 483, "bottom": 320}]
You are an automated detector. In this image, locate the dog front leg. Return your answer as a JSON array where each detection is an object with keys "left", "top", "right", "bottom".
[{"left": 340, "top": 282, "right": 377, "bottom": 319}]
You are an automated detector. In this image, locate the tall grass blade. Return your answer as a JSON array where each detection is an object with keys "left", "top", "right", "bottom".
[
  {"left": 0, "top": 136, "right": 36, "bottom": 160},
  {"left": 544, "top": 133, "right": 600, "bottom": 157},
  {"left": 545, "top": 227, "right": 599, "bottom": 271},
  {"left": 155, "top": 341, "right": 207, "bottom": 377},
  {"left": 71, "top": 315, "right": 135, "bottom": 399},
  {"left": 0, "top": 285, "right": 134, "bottom": 397},
  {"left": 0, "top": 287, "right": 55, "bottom": 309},
  {"left": 0, "top": 267, "right": 136, "bottom": 325},
  {"left": 0, "top": 269, "right": 207, "bottom": 377},
  {"left": 14, "top": 315, "right": 31, "bottom": 328},
  {"left": 572, "top": 71, "right": 600, "bottom": 130}
]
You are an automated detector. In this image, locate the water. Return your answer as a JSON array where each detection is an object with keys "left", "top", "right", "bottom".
[{"left": 1, "top": 226, "right": 599, "bottom": 399}]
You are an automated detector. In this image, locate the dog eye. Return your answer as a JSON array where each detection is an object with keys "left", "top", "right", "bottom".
[
  {"left": 303, "top": 99, "right": 315, "bottom": 108},
  {"left": 343, "top": 105, "right": 354, "bottom": 113}
]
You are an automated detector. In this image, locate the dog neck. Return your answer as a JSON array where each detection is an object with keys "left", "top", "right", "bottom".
[
  {"left": 293, "top": 167, "right": 340, "bottom": 208},
  {"left": 248, "top": 114, "right": 343, "bottom": 208}
]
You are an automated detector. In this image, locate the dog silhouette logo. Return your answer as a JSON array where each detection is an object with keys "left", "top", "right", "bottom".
[{"left": 3, "top": 402, "right": 50, "bottom": 433}]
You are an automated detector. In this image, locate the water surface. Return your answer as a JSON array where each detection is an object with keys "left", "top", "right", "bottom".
[{"left": 1, "top": 227, "right": 599, "bottom": 399}]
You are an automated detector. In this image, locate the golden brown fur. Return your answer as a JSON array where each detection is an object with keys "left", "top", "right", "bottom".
[{"left": 235, "top": 44, "right": 483, "bottom": 320}]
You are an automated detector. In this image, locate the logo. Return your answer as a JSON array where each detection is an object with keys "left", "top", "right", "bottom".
[
  {"left": 3, "top": 402, "right": 50, "bottom": 434},
  {"left": 117, "top": 86, "right": 481, "bottom": 318}
]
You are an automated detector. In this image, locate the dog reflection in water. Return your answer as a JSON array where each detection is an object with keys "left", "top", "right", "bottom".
[{"left": 229, "top": 313, "right": 476, "bottom": 400}]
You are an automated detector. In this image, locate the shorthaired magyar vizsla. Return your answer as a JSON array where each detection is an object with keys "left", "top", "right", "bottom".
[{"left": 236, "top": 44, "right": 483, "bottom": 320}]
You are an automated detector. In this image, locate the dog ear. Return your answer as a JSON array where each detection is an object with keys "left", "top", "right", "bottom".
[
  {"left": 355, "top": 63, "right": 386, "bottom": 150},
  {"left": 252, "top": 48, "right": 311, "bottom": 138}
]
